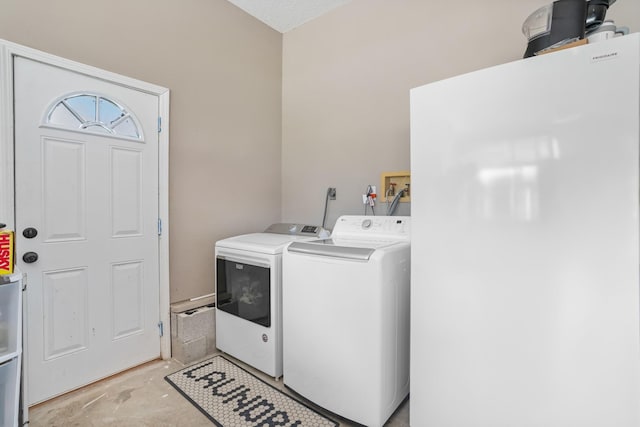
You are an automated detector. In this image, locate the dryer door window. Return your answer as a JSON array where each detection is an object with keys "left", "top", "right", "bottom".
[{"left": 216, "top": 257, "right": 271, "bottom": 327}]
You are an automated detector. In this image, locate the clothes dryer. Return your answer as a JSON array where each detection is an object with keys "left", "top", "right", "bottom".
[
  {"left": 283, "top": 215, "right": 411, "bottom": 427},
  {"left": 215, "top": 223, "right": 327, "bottom": 378}
]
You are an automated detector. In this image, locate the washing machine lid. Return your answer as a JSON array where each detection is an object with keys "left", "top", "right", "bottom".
[{"left": 287, "top": 237, "right": 406, "bottom": 260}]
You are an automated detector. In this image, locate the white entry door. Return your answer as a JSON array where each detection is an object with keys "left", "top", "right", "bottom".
[{"left": 14, "top": 56, "right": 161, "bottom": 404}]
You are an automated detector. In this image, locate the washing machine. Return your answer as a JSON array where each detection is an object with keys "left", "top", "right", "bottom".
[
  {"left": 215, "top": 223, "right": 327, "bottom": 379},
  {"left": 282, "top": 215, "right": 411, "bottom": 427}
]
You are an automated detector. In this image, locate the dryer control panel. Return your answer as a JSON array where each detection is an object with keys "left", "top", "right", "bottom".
[{"left": 264, "top": 223, "right": 328, "bottom": 237}]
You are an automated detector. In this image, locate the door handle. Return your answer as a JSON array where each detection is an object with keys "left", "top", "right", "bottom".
[
  {"left": 22, "top": 252, "right": 38, "bottom": 264},
  {"left": 22, "top": 227, "right": 38, "bottom": 239}
]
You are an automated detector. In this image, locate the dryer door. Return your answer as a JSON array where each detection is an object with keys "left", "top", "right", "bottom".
[{"left": 216, "top": 256, "right": 271, "bottom": 327}]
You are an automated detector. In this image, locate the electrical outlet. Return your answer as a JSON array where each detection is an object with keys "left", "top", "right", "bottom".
[{"left": 328, "top": 187, "right": 336, "bottom": 200}]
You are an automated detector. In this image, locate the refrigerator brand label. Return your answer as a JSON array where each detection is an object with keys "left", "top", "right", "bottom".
[{"left": 591, "top": 51, "right": 619, "bottom": 63}]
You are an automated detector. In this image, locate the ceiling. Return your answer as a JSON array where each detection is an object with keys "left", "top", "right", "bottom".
[{"left": 226, "top": 0, "right": 353, "bottom": 33}]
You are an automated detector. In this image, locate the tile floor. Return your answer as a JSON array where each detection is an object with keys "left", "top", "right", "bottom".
[{"left": 27, "top": 352, "right": 410, "bottom": 427}]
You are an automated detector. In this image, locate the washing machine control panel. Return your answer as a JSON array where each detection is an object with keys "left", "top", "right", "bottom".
[{"left": 332, "top": 215, "right": 411, "bottom": 240}]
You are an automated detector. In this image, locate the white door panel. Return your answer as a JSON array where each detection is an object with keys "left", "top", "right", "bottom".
[
  {"left": 111, "top": 147, "right": 144, "bottom": 237},
  {"left": 14, "top": 56, "right": 161, "bottom": 404},
  {"left": 42, "top": 268, "right": 89, "bottom": 360}
]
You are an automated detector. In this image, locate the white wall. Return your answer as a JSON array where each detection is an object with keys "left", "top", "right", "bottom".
[{"left": 282, "top": 0, "right": 640, "bottom": 229}]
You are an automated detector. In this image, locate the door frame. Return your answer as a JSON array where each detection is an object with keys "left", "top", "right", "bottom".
[{"left": 0, "top": 39, "right": 171, "bottom": 360}]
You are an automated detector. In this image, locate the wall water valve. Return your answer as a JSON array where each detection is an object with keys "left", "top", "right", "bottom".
[{"left": 380, "top": 171, "right": 410, "bottom": 203}]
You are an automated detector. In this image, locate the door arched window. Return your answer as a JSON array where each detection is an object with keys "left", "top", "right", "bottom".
[{"left": 45, "top": 93, "right": 143, "bottom": 141}]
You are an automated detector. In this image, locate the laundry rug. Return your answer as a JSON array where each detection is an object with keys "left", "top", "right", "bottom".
[{"left": 165, "top": 355, "right": 339, "bottom": 427}]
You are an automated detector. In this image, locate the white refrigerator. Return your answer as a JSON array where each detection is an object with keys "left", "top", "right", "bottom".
[{"left": 410, "top": 33, "right": 640, "bottom": 427}]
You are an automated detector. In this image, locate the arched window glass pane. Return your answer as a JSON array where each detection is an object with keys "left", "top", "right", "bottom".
[
  {"left": 83, "top": 123, "right": 111, "bottom": 134},
  {"left": 46, "top": 93, "right": 142, "bottom": 141},
  {"left": 48, "top": 102, "right": 82, "bottom": 128},
  {"left": 66, "top": 95, "right": 96, "bottom": 122},
  {"left": 113, "top": 117, "right": 140, "bottom": 139},
  {"left": 99, "top": 98, "right": 122, "bottom": 125}
]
